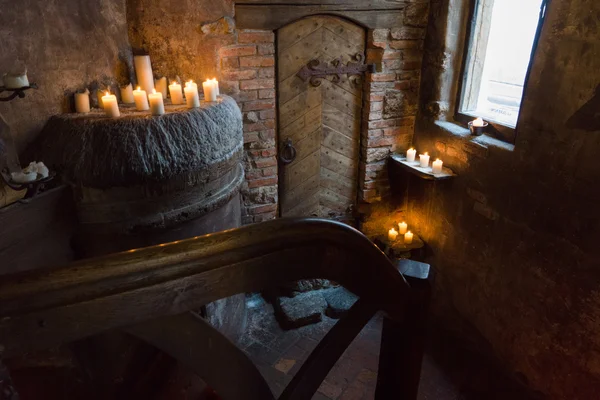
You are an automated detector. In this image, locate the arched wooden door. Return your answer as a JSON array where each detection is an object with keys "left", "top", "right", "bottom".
[{"left": 278, "top": 16, "right": 365, "bottom": 220}]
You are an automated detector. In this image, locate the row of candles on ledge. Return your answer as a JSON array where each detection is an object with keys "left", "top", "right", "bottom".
[
  {"left": 72, "top": 54, "right": 220, "bottom": 118},
  {"left": 388, "top": 222, "right": 414, "bottom": 244},
  {"left": 406, "top": 148, "right": 444, "bottom": 174}
]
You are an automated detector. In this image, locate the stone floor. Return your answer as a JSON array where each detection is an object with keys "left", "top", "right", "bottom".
[{"left": 241, "top": 293, "right": 541, "bottom": 400}]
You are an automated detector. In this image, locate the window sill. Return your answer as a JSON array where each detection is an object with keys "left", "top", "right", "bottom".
[{"left": 434, "top": 120, "right": 515, "bottom": 153}]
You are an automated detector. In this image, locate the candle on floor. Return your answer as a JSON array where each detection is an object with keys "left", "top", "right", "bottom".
[
  {"left": 185, "top": 80, "right": 200, "bottom": 108},
  {"left": 419, "top": 152, "right": 430, "bottom": 168},
  {"left": 432, "top": 159, "right": 443, "bottom": 174},
  {"left": 102, "top": 91, "right": 120, "bottom": 118},
  {"left": 148, "top": 89, "right": 165, "bottom": 116},
  {"left": 169, "top": 79, "right": 184, "bottom": 105},
  {"left": 133, "top": 86, "right": 149, "bottom": 111},
  {"left": 74, "top": 89, "right": 90, "bottom": 113},
  {"left": 203, "top": 79, "right": 218, "bottom": 102},
  {"left": 120, "top": 83, "right": 135, "bottom": 104},
  {"left": 134, "top": 55, "right": 155, "bottom": 94},
  {"left": 406, "top": 148, "right": 417, "bottom": 163},
  {"left": 155, "top": 77, "right": 168, "bottom": 99},
  {"left": 398, "top": 221, "right": 408, "bottom": 235},
  {"left": 404, "top": 231, "right": 414, "bottom": 244},
  {"left": 388, "top": 228, "right": 399, "bottom": 241}
]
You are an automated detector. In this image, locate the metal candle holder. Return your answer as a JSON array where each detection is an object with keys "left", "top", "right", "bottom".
[{"left": 468, "top": 120, "right": 488, "bottom": 136}]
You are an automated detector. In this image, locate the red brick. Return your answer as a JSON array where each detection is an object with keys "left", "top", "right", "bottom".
[
  {"left": 244, "top": 132, "right": 259, "bottom": 143},
  {"left": 222, "top": 70, "right": 257, "bottom": 81},
  {"left": 253, "top": 211, "right": 277, "bottom": 222},
  {"left": 390, "top": 40, "right": 422, "bottom": 50},
  {"left": 244, "top": 122, "right": 268, "bottom": 132},
  {"left": 245, "top": 170, "right": 262, "bottom": 180},
  {"left": 368, "top": 117, "right": 415, "bottom": 129},
  {"left": 263, "top": 119, "right": 276, "bottom": 129},
  {"left": 369, "top": 111, "right": 383, "bottom": 121},
  {"left": 254, "top": 156, "right": 277, "bottom": 168},
  {"left": 221, "top": 57, "right": 240, "bottom": 70},
  {"left": 232, "top": 90, "right": 258, "bottom": 102},
  {"left": 258, "top": 68, "right": 275, "bottom": 78},
  {"left": 240, "top": 56, "right": 275, "bottom": 67},
  {"left": 368, "top": 101, "right": 383, "bottom": 112},
  {"left": 240, "top": 79, "right": 275, "bottom": 90},
  {"left": 219, "top": 80, "right": 239, "bottom": 93},
  {"left": 369, "top": 92, "right": 385, "bottom": 102},
  {"left": 259, "top": 129, "right": 275, "bottom": 140},
  {"left": 370, "top": 73, "right": 396, "bottom": 82},
  {"left": 368, "top": 129, "right": 383, "bottom": 138},
  {"left": 390, "top": 27, "right": 426, "bottom": 40},
  {"left": 243, "top": 99, "right": 275, "bottom": 111},
  {"left": 382, "top": 50, "right": 402, "bottom": 60},
  {"left": 239, "top": 30, "right": 275, "bottom": 44},
  {"left": 262, "top": 166, "right": 277, "bottom": 176},
  {"left": 394, "top": 80, "right": 411, "bottom": 90},
  {"left": 247, "top": 176, "right": 278, "bottom": 188},
  {"left": 383, "top": 125, "right": 414, "bottom": 136},
  {"left": 258, "top": 43, "right": 275, "bottom": 55},
  {"left": 247, "top": 203, "right": 277, "bottom": 215},
  {"left": 260, "top": 109, "right": 276, "bottom": 119},
  {"left": 259, "top": 89, "right": 275, "bottom": 99},
  {"left": 367, "top": 136, "right": 396, "bottom": 147},
  {"left": 220, "top": 45, "right": 257, "bottom": 57}
]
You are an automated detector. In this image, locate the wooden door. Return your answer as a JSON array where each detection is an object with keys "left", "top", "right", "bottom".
[{"left": 278, "top": 16, "right": 365, "bottom": 220}]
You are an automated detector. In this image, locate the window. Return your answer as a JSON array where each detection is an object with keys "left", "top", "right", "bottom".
[{"left": 459, "top": 0, "right": 547, "bottom": 129}]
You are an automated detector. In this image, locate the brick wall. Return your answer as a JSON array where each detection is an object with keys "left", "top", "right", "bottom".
[
  {"left": 219, "top": 30, "right": 278, "bottom": 224},
  {"left": 220, "top": 25, "right": 426, "bottom": 223}
]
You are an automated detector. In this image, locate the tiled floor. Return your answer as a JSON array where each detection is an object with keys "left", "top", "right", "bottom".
[{"left": 241, "top": 293, "right": 541, "bottom": 400}]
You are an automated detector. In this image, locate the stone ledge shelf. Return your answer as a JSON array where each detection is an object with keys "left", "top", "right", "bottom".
[{"left": 390, "top": 154, "right": 457, "bottom": 181}]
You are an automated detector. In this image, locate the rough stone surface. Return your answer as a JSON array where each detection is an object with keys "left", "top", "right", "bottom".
[
  {"left": 275, "top": 291, "right": 327, "bottom": 330},
  {"left": 412, "top": 0, "right": 600, "bottom": 398},
  {"left": 323, "top": 287, "right": 359, "bottom": 319}
]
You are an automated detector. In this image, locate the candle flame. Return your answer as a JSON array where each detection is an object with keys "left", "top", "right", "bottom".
[
  {"left": 424, "top": 152, "right": 428, "bottom": 156},
  {"left": 105, "top": 91, "right": 109, "bottom": 96},
  {"left": 473, "top": 117, "right": 485, "bottom": 127},
  {"left": 136, "top": 86, "right": 141, "bottom": 91},
  {"left": 407, "top": 231, "right": 412, "bottom": 234},
  {"left": 152, "top": 88, "right": 156, "bottom": 94},
  {"left": 409, "top": 147, "right": 415, "bottom": 151},
  {"left": 389, "top": 228, "right": 398, "bottom": 234},
  {"left": 436, "top": 158, "right": 441, "bottom": 162}
]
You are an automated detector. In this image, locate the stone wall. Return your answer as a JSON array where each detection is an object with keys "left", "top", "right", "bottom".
[{"left": 413, "top": 0, "right": 600, "bottom": 398}]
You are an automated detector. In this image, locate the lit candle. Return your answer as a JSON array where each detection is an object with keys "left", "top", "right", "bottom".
[
  {"left": 398, "top": 222, "right": 408, "bottom": 235},
  {"left": 155, "top": 77, "right": 168, "bottom": 99},
  {"left": 406, "top": 148, "right": 416, "bottom": 163},
  {"left": 404, "top": 231, "right": 414, "bottom": 244},
  {"left": 74, "top": 89, "right": 90, "bottom": 113},
  {"left": 210, "top": 78, "right": 220, "bottom": 96},
  {"left": 120, "top": 83, "right": 135, "bottom": 104},
  {"left": 102, "top": 91, "right": 120, "bottom": 118},
  {"left": 134, "top": 55, "right": 155, "bottom": 94},
  {"left": 388, "top": 228, "right": 399, "bottom": 241},
  {"left": 169, "top": 79, "right": 184, "bottom": 105},
  {"left": 432, "top": 159, "right": 443, "bottom": 174},
  {"left": 419, "top": 152, "right": 430, "bottom": 168},
  {"left": 203, "top": 79, "right": 218, "bottom": 102},
  {"left": 184, "top": 80, "right": 200, "bottom": 108},
  {"left": 133, "top": 86, "right": 149, "bottom": 111},
  {"left": 148, "top": 89, "right": 165, "bottom": 116},
  {"left": 473, "top": 117, "right": 485, "bottom": 127}
]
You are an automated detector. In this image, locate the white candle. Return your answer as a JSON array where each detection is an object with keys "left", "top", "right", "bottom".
[
  {"left": 473, "top": 117, "right": 485, "bottom": 127},
  {"left": 133, "top": 86, "right": 149, "bottom": 111},
  {"left": 404, "top": 231, "right": 414, "bottom": 244},
  {"left": 419, "top": 152, "right": 430, "bottom": 168},
  {"left": 398, "top": 222, "right": 408, "bottom": 235},
  {"left": 148, "top": 89, "right": 165, "bottom": 116},
  {"left": 134, "top": 55, "right": 155, "bottom": 95},
  {"left": 210, "top": 78, "right": 220, "bottom": 96},
  {"left": 155, "top": 77, "right": 168, "bottom": 99},
  {"left": 184, "top": 80, "right": 200, "bottom": 108},
  {"left": 432, "top": 159, "right": 443, "bottom": 174},
  {"left": 388, "top": 228, "right": 399, "bottom": 241},
  {"left": 169, "top": 80, "right": 184, "bottom": 105},
  {"left": 102, "top": 91, "right": 120, "bottom": 118},
  {"left": 3, "top": 71, "right": 29, "bottom": 89},
  {"left": 120, "top": 83, "right": 135, "bottom": 104},
  {"left": 74, "top": 90, "right": 90, "bottom": 113},
  {"left": 406, "top": 148, "right": 417, "bottom": 163},
  {"left": 203, "top": 79, "right": 218, "bottom": 102}
]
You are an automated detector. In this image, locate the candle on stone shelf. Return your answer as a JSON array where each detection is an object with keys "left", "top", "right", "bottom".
[
  {"left": 155, "top": 77, "right": 168, "bottom": 99},
  {"left": 432, "top": 158, "right": 443, "bottom": 174},
  {"left": 134, "top": 55, "right": 155, "bottom": 94},
  {"left": 184, "top": 80, "right": 200, "bottom": 108},
  {"left": 102, "top": 91, "right": 120, "bottom": 118},
  {"left": 133, "top": 86, "right": 149, "bottom": 111},
  {"left": 404, "top": 231, "right": 414, "bottom": 244},
  {"left": 74, "top": 89, "right": 90, "bottom": 113},
  {"left": 406, "top": 148, "right": 417, "bottom": 163},
  {"left": 388, "top": 228, "right": 399, "bottom": 241},
  {"left": 148, "top": 89, "right": 165, "bottom": 116},
  {"left": 120, "top": 83, "right": 135, "bottom": 104},
  {"left": 169, "top": 79, "right": 184, "bottom": 105},
  {"left": 419, "top": 152, "right": 430, "bottom": 168},
  {"left": 202, "top": 79, "right": 218, "bottom": 102},
  {"left": 210, "top": 78, "right": 220, "bottom": 96},
  {"left": 473, "top": 117, "right": 485, "bottom": 127},
  {"left": 398, "top": 221, "right": 408, "bottom": 235}
]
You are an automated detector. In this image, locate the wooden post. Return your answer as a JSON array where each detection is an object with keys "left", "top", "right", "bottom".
[{"left": 375, "top": 259, "right": 432, "bottom": 400}]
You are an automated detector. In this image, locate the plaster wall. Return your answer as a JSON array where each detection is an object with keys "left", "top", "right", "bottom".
[{"left": 413, "top": 0, "right": 600, "bottom": 397}]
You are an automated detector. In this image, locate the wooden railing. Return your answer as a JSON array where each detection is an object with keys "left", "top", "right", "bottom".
[{"left": 0, "top": 218, "right": 428, "bottom": 400}]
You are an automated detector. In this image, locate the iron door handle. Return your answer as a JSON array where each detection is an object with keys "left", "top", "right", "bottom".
[{"left": 279, "top": 138, "right": 297, "bottom": 165}]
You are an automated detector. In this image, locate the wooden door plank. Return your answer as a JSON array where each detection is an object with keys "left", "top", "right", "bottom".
[
  {"left": 280, "top": 105, "right": 322, "bottom": 142},
  {"left": 320, "top": 188, "right": 353, "bottom": 213},
  {"left": 282, "top": 174, "right": 320, "bottom": 211},
  {"left": 278, "top": 28, "right": 324, "bottom": 83},
  {"left": 279, "top": 88, "right": 322, "bottom": 128},
  {"left": 292, "top": 128, "right": 321, "bottom": 164},
  {"left": 286, "top": 150, "right": 320, "bottom": 190},
  {"left": 322, "top": 103, "right": 360, "bottom": 137},
  {"left": 284, "top": 191, "right": 320, "bottom": 217},
  {"left": 321, "top": 147, "right": 357, "bottom": 179},
  {"left": 278, "top": 16, "right": 326, "bottom": 53},
  {"left": 321, "top": 17, "right": 366, "bottom": 45},
  {"left": 320, "top": 167, "right": 357, "bottom": 200},
  {"left": 236, "top": 0, "right": 413, "bottom": 9},
  {"left": 322, "top": 80, "right": 363, "bottom": 117},
  {"left": 322, "top": 125, "right": 359, "bottom": 159}
]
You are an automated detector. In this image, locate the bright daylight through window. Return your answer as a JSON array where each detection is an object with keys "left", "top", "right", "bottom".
[{"left": 460, "top": 0, "right": 545, "bottom": 128}]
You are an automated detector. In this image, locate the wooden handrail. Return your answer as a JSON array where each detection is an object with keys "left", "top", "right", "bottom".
[{"left": 0, "top": 218, "right": 408, "bottom": 357}]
